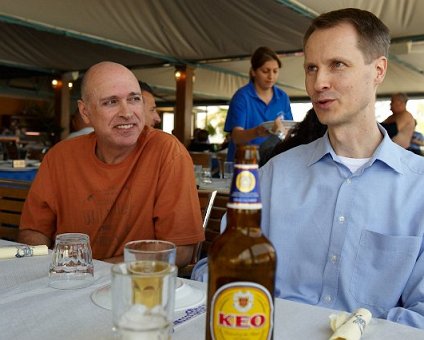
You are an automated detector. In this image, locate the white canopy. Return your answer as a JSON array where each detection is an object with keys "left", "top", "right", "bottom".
[{"left": 1, "top": 0, "right": 424, "bottom": 103}]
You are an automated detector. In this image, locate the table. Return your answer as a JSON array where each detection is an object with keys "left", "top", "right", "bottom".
[
  {"left": 198, "top": 178, "right": 230, "bottom": 194},
  {"left": 0, "top": 160, "right": 38, "bottom": 181},
  {"left": 1, "top": 239, "right": 423, "bottom": 339}
]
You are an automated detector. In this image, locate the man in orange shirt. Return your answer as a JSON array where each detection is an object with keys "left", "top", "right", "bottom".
[{"left": 18, "top": 61, "right": 204, "bottom": 266}]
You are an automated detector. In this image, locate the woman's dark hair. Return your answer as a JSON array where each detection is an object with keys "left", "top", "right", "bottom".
[
  {"left": 250, "top": 46, "right": 281, "bottom": 81},
  {"left": 270, "top": 108, "right": 327, "bottom": 158}
]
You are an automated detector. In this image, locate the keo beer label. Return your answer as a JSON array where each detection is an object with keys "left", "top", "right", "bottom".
[
  {"left": 228, "top": 164, "right": 262, "bottom": 210},
  {"left": 210, "top": 282, "right": 273, "bottom": 340}
]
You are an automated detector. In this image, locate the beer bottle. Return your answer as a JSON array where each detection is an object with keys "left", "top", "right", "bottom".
[{"left": 206, "top": 145, "right": 276, "bottom": 340}]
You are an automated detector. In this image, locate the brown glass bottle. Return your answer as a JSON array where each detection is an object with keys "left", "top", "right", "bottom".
[{"left": 206, "top": 145, "right": 276, "bottom": 340}]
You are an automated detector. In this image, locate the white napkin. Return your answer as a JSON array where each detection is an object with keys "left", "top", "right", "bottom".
[
  {"left": 0, "top": 245, "right": 48, "bottom": 259},
  {"left": 329, "top": 308, "right": 372, "bottom": 340}
]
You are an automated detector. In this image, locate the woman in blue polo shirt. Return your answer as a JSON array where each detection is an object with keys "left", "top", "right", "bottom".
[{"left": 224, "top": 46, "right": 293, "bottom": 161}]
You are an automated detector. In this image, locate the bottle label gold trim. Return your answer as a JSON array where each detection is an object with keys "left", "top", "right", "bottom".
[
  {"left": 227, "top": 164, "right": 262, "bottom": 210},
  {"left": 210, "top": 281, "right": 273, "bottom": 340}
]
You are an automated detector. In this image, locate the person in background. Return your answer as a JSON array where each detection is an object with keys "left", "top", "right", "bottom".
[
  {"left": 259, "top": 8, "right": 424, "bottom": 329},
  {"left": 66, "top": 109, "right": 94, "bottom": 139},
  {"left": 407, "top": 120, "right": 424, "bottom": 155},
  {"left": 139, "top": 81, "right": 161, "bottom": 128},
  {"left": 223, "top": 46, "right": 293, "bottom": 161},
  {"left": 260, "top": 108, "right": 327, "bottom": 166},
  {"left": 187, "top": 128, "right": 211, "bottom": 152},
  {"left": 381, "top": 92, "right": 415, "bottom": 148},
  {"left": 218, "top": 133, "right": 230, "bottom": 152},
  {"left": 18, "top": 61, "right": 204, "bottom": 267}
]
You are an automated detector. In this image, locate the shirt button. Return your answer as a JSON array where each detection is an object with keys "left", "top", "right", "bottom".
[
  {"left": 324, "top": 295, "right": 332, "bottom": 303},
  {"left": 330, "top": 255, "right": 338, "bottom": 264},
  {"left": 338, "top": 216, "right": 345, "bottom": 223}
]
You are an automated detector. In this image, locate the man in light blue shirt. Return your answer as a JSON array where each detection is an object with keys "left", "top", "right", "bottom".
[
  {"left": 260, "top": 8, "right": 424, "bottom": 329},
  {"left": 193, "top": 8, "right": 424, "bottom": 329},
  {"left": 261, "top": 129, "right": 424, "bottom": 328}
]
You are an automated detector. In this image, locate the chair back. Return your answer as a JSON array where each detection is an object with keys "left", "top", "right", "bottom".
[
  {"left": 193, "top": 190, "right": 218, "bottom": 260},
  {"left": 199, "top": 189, "right": 217, "bottom": 230},
  {"left": 0, "top": 179, "right": 31, "bottom": 241},
  {"left": 189, "top": 151, "right": 211, "bottom": 169},
  {"left": 178, "top": 190, "right": 217, "bottom": 278},
  {"left": 200, "top": 192, "right": 228, "bottom": 259}
]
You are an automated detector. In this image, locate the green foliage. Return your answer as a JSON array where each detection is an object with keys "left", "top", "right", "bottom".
[{"left": 193, "top": 106, "right": 228, "bottom": 143}]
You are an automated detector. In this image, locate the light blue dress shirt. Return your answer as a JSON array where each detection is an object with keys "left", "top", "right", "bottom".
[{"left": 260, "top": 126, "right": 424, "bottom": 329}]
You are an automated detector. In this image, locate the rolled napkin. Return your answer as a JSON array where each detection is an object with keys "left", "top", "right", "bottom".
[
  {"left": 329, "top": 308, "right": 372, "bottom": 340},
  {"left": 0, "top": 245, "right": 48, "bottom": 259}
]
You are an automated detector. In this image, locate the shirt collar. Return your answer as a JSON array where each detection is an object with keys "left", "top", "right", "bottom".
[
  {"left": 307, "top": 123, "right": 404, "bottom": 174},
  {"left": 247, "top": 80, "right": 280, "bottom": 100}
]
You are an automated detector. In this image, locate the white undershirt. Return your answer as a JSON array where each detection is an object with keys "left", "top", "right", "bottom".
[{"left": 337, "top": 155, "right": 370, "bottom": 173}]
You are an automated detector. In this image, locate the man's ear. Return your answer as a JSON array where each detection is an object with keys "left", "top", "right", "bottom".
[
  {"left": 77, "top": 100, "right": 91, "bottom": 124},
  {"left": 375, "top": 56, "right": 388, "bottom": 85}
]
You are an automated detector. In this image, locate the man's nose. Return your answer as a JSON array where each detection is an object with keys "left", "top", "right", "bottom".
[
  {"left": 118, "top": 101, "right": 133, "bottom": 118},
  {"left": 313, "top": 70, "right": 331, "bottom": 91}
]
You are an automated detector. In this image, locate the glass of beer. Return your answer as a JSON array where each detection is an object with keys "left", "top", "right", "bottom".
[
  {"left": 112, "top": 240, "right": 177, "bottom": 339},
  {"left": 124, "top": 240, "right": 176, "bottom": 264}
]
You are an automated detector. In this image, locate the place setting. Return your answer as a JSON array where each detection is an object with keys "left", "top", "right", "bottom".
[
  {"left": 88, "top": 240, "right": 206, "bottom": 338},
  {"left": 91, "top": 276, "right": 205, "bottom": 313}
]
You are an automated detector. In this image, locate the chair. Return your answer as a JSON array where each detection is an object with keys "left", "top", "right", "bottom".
[
  {"left": 0, "top": 179, "right": 31, "bottom": 241},
  {"left": 200, "top": 192, "right": 229, "bottom": 259},
  {"left": 178, "top": 190, "right": 217, "bottom": 278},
  {"left": 189, "top": 151, "right": 211, "bottom": 169}
]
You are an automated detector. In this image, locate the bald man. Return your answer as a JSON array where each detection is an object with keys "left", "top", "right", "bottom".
[
  {"left": 382, "top": 93, "right": 415, "bottom": 148},
  {"left": 19, "top": 61, "right": 203, "bottom": 266}
]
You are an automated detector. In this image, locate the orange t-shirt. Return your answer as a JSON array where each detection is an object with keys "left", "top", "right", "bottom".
[{"left": 20, "top": 127, "right": 204, "bottom": 259}]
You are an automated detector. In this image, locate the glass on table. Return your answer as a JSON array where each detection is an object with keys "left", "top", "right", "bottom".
[
  {"left": 91, "top": 240, "right": 177, "bottom": 311},
  {"left": 112, "top": 240, "right": 178, "bottom": 339},
  {"left": 112, "top": 261, "right": 177, "bottom": 339},
  {"left": 48, "top": 233, "right": 94, "bottom": 289},
  {"left": 193, "top": 164, "right": 203, "bottom": 186},
  {"left": 223, "top": 161, "right": 234, "bottom": 179},
  {"left": 124, "top": 240, "right": 176, "bottom": 264},
  {"left": 200, "top": 168, "right": 212, "bottom": 184}
]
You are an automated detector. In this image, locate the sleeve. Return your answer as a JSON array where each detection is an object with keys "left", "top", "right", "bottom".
[
  {"left": 224, "top": 90, "right": 248, "bottom": 133},
  {"left": 385, "top": 244, "right": 424, "bottom": 328},
  {"left": 153, "top": 142, "right": 204, "bottom": 245},
  {"left": 19, "top": 155, "right": 57, "bottom": 240},
  {"left": 190, "top": 257, "right": 209, "bottom": 282},
  {"left": 258, "top": 162, "right": 274, "bottom": 238},
  {"left": 282, "top": 93, "right": 293, "bottom": 120}
]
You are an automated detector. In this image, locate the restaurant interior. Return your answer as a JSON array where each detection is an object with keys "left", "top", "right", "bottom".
[
  {"left": 1, "top": 1, "right": 424, "bottom": 338},
  {"left": 1, "top": 0, "right": 424, "bottom": 148}
]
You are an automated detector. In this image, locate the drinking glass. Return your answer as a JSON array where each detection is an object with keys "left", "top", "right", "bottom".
[
  {"left": 223, "top": 161, "right": 234, "bottom": 179},
  {"left": 49, "top": 233, "right": 94, "bottom": 289},
  {"left": 124, "top": 240, "right": 176, "bottom": 264},
  {"left": 193, "top": 164, "right": 203, "bottom": 186},
  {"left": 112, "top": 240, "right": 178, "bottom": 339},
  {"left": 200, "top": 168, "right": 212, "bottom": 184},
  {"left": 112, "top": 261, "right": 177, "bottom": 339}
]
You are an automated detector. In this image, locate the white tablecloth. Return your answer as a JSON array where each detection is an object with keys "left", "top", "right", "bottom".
[{"left": 1, "top": 239, "right": 424, "bottom": 339}]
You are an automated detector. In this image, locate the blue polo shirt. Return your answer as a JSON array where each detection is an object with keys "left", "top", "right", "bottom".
[{"left": 224, "top": 81, "right": 292, "bottom": 161}]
